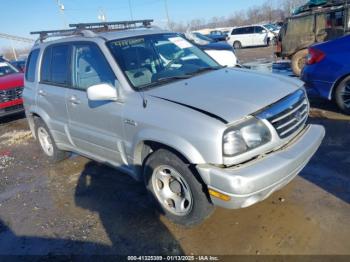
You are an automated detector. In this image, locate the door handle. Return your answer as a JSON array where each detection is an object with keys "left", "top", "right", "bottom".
[
  {"left": 69, "top": 96, "right": 81, "bottom": 105},
  {"left": 38, "top": 89, "right": 46, "bottom": 96}
]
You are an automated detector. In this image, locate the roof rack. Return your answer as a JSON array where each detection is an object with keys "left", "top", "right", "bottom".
[
  {"left": 30, "top": 19, "right": 154, "bottom": 43},
  {"left": 30, "top": 29, "right": 85, "bottom": 43},
  {"left": 69, "top": 19, "right": 154, "bottom": 31}
]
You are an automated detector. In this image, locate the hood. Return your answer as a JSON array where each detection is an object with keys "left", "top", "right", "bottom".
[
  {"left": 0, "top": 73, "right": 24, "bottom": 90},
  {"left": 147, "top": 68, "right": 303, "bottom": 124},
  {"left": 200, "top": 42, "right": 233, "bottom": 51}
]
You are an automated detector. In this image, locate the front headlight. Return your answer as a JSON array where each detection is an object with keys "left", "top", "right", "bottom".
[{"left": 223, "top": 117, "right": 271, "bottom": 157}]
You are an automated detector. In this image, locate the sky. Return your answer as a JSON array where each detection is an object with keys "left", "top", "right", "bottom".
[{"left": 0, "top": 0, "right": 266, "bottom": 50}]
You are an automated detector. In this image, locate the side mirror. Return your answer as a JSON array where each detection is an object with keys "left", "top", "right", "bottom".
[
  {"left": 87, "top": 83, "right": 118, "bottom": 101},
  {"left": 261, "top": 30, "right": 267, "bottom": 34}
]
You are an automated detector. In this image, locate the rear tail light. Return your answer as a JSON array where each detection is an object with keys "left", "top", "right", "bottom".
[{"left": 307, "top": 48, "right": 325, "bottom": 65}]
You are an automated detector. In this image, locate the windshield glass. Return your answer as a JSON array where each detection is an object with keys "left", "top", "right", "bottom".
[
  {"left": 184, "top": 32, "right": 213, "bottom": 45},
  {"left": 0, "top": 62, "right": 18, "bottom": 77},
  {"left": 264, "top": 24, "right": 277, "bottom": 31},
  {"left": 193, "top": 33, "right": 214, "bottom": 43},
  {"left": 107, "top": 33, "right": 220, "bottom": 90}
]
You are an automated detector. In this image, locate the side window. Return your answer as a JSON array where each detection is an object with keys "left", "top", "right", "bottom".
[
  {"left": 246, "top": 27, "right": 255, "bottom": 34},
  {"left": 231, "top": 29, "right": 238, "bottom": 35},
  {"left": 51, "top": 45, "right": 70, "bottom": 85},
  {"left": 40, "top": 45, "right": 70, "bottom": 85},
  {"left": 255, "top": 26, "right": 264, "bottom": 33},
  {"left": 73, "top": 43, "right": 116, "bottom": 91},
  {"left": 41, "top": 47, "right": 51, "bottom": 83},
  {"left": 25, "top": 49, "right": 40, "bottom": 82}
]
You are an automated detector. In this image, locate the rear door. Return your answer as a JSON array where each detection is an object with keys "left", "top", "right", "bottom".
[
  {"left": 231, "top": 27, "right": 253, "bottom": 47},
  {"left": 283, "top": 15, "right": 315, "bottom": 55},
  {"left": 36, "top": 44, "right": 71, "bottom": 146},
  {"left": 243, "top": 27, "right": 255, "bottom": 46},
  {"left": 66, "top": 42, "right": 124, "bottom": 164}
]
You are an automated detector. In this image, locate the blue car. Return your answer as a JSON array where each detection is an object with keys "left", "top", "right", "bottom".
[{"left": 301, "top": 35, "right": 350, "bottom": 114}]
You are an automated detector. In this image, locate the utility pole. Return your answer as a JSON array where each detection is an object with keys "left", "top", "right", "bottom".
[
  {"left": 11, "top": 40, "right": 17, "bottom": 61},
  {"left": 164, "top": 0, "right": 171, "bottom": 30},
  {"left": 55, "top": 0, "right": 67, "bottom": 28},
  {"left": 98, "top": 8, "right": 107, "bottom": 22},
  {"left": 0, "top": 33, "right": 34, "bottom": 61},
  {"left": 128, "top": 0, "right": 134, "bottom": 21}
]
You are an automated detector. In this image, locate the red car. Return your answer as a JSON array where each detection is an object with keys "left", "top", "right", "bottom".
[{"left": 0, "top": 61, "right": 24, "bottom": 117}]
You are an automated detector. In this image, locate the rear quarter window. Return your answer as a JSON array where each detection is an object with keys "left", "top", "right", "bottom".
[{"left": 25, "top": 49, "right": 40, "bottom": 82}]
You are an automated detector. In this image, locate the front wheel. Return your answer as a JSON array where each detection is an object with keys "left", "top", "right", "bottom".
[
  {"left": 335, "top": 76, "right": 350, "bottom": 115},
  {"left": 143, "top": 149, "right": 214, "bottom": 227}
]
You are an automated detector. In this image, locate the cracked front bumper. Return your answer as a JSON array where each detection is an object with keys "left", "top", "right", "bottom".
[{"left": 197, "top": 124, "right": 325, "bottom": 209}]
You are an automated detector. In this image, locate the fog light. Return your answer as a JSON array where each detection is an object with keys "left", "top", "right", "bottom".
[{"left": 209, "top": 189, "right": 231, "bottom": 201}]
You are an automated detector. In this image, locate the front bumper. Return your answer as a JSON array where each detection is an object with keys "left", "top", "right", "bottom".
[
  {"left": 196, "top": 124, "right": 325, "bottom": 209},
  {"left": 0, "top": 104, "right": 24, "bottom": 117}
]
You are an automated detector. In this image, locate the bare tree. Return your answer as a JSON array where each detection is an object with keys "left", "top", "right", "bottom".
[
  {"left": 0, "top": 47, "right": 30, "bottom": 60},
  {"left": 169, "top": 0, "right": 308, "bottom": 31}
]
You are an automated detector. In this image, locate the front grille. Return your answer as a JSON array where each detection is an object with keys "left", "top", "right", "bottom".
[
  {"left": 257, "top": 89, "right": 309, "bottom": 139},
  {"left": 0, "top": 87, "right": 23, "bottom": 103}
]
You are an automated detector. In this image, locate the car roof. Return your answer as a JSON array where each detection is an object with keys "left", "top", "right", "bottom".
[{"left": 232, "top": 25, "right": 263, "bottom": 29}]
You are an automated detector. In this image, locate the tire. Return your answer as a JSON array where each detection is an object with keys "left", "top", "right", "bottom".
[
  {"left": 143, "top": 149, "right": 214, "bottom": 227},
  {"left": 35, "top": 118, "right": 69, "bottom": 163},
  {"left": 233, "top": 41, "right": 242, "bottom": 49},
  {"left": 334, "top": 76, "right": 350, "bottom": 115},
  {"left": 291, "top": 49, "right": 308, "bottom": 76}
]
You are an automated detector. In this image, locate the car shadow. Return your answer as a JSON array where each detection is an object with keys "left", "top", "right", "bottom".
[
  {"left": 0, "top": 112, "right": 25, "bottom": 125},
  {"left": 309, "top": 97, "right": 346, "bottom": 115},
  {"left": 74, "top": 161, "right": 184, "bottom": 255},
  {"left": 300, "top": 117, "right": 350, "bottom": 204},
  {"left": 0, "top": 218, "right": 111, "bottom": 256}
]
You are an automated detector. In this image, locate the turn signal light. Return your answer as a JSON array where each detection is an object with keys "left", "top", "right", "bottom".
[{"left": 209, "top": 189, "right": 231, "bottom": 201}]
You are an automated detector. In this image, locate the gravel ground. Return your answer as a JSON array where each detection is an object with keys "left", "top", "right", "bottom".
[{"left": 0, "top": 46, "right": 349, "bottom": 257}]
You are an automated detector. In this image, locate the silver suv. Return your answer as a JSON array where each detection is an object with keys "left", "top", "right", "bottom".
[{"left": 23, "top": 21, "right": 325, "bottom": 226}]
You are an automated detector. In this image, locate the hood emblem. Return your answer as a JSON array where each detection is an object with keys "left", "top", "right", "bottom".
[{"left": 294, "top": 111, "right": 303, "bottom": 122}]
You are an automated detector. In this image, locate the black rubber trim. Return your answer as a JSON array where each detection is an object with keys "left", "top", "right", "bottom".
[{"left": 151, "top": 95, "right": 228, "bottom": 124}]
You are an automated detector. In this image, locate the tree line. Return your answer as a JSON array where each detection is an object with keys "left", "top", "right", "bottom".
[{"left": 170, "top": 0, "right": 307, "bottom": 32}]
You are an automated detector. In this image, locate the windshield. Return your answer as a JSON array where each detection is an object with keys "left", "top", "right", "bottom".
[
  {"left": 107, "top": 33, "right": 220, "bottom": 90},
  {"left": 264, "top": 24, "right": 277, "bottom": 31},
  {"left": 193, "top": 33, "right": 214, "bottom": 43},
  {"left": 0, "top": 62, "right": 18, "bottom": 77}
]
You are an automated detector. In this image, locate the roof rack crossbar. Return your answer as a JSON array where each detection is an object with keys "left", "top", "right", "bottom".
[
  {"left": 30, "top": 29, "right": 83, "bottom": 43},
  {"left": 30, "top": 19, "right": 154, "bottom": 43}
]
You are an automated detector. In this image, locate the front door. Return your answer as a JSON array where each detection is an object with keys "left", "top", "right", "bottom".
[
  {"left": 66, "top": 42, "right": 124, "bottom": 164},
  {"left": 253, "top": 26, "right": 267, "bottom": 46}
]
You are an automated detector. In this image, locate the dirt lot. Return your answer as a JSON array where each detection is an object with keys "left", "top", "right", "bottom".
[{"left": 0, "top": 46, "right": 350, "bottom": 256}]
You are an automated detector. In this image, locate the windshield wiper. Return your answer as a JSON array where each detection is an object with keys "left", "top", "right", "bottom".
[
  {"left": 156, "top": 75, "right": 192, "bottom": 82},
  {"left": 138, "top": 75, "right": 192, "bottom": 90},
  {"left": 189, "top": 66, "right": 225, "bottom": 76}
]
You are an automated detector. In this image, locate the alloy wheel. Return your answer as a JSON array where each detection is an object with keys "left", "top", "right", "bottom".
[
  {"left": 37, "top": 127, "right": 54, "bottom": 156},
  {"left": 151, "top": 165, "right": 193, "bottom": 216}
]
